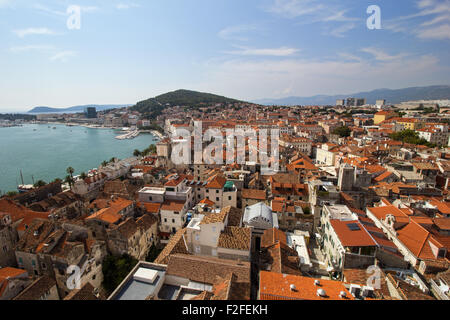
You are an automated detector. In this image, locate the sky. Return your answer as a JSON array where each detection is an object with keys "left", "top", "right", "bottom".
[{"left": 0, "top": 0, "right": 450, "bottom": 112}]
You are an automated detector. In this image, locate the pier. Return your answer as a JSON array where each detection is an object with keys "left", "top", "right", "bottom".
[{"left": 115, "top": 130, "right": 140, "bottom": 140}]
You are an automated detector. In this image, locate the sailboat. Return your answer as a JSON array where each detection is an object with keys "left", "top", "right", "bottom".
[{"left": 17, "top": 170, "right": 33, "bottom": 193}]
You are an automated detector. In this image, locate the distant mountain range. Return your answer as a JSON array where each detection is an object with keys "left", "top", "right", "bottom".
[
  {"left": 28, "top": 104, "right": 131, "bottom": 114},
  {"left": 130, "top": 89, "right": 245, "bottom": 118},
  {"left": 253, "top": 85, "right": 450, "bottom": 106}
]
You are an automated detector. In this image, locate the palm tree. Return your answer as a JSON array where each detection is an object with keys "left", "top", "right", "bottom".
[
  {"left": 65, "top": 175, "right": 74, "bottom": 188},
  {"left": 133, "top": 149, "right": 141, "bottom": 157},
  {"left": 33, "top": 180, "right": 47, "bottom": 188},
  {"left": 79, "top": 172, "right": 87, "bottom": 180},
  {"left": 66, "top": 167, "right": 75, "bottom": 180}
]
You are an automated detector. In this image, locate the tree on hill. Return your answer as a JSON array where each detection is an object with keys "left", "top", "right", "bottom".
[{"left": 130, "top": 89, "right": 244, "bottom": 118}]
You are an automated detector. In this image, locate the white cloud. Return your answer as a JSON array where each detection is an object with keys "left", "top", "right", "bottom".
[
  {"left": 50, "top": 51, "right": 77, "bottom": 62},
  {"left": 116, "top": 3, "right": 140, "bottom": 10},
  {"left": 360, "top": 47, "right": 408, "bottom": 62},
  {"left": 416, "top": 23, "right": 450, "bottom": 40},
  {"left": 225, "top": 46, "right": 300, "bottom": 57},
  {"left": 9, "top": 45, "right": 54, "bottom": 53},
  {"left": 385, "top": 0, "right": 450, "bottom": 41},
  {"left": 196, "top": 52, "right": 444, "bottom": 100},
  {"left": 266, "top": 0, "right": 325, "bottom": 18},
  {"left": 328, "top": 23, "right": 356, "bottom": 38},
  {"left": 265, "top": 0, "right": 360, "bottom": 38},
  {"left": 81, "top": 6, "right": 99, "bottom": 13},
  {"left": 218, "top": 24, "right": 260, "bottom": 41},
  {"left": 13, "top": 28, "right": 57, "bottom": 38},
  {"left": 33, "top": 3, "right": 99, "bottom": 16}
]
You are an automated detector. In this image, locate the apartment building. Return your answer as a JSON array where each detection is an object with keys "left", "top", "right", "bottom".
[{"left": 319, "top": 205, "right": 377, "bottom": 274}]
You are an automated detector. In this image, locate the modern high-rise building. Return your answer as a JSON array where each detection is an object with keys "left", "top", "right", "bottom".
[
  {"left": 346, "top": 98, "right": 366, "bottom": 107},
  {"left": 85, "top": 107, "right": 97, "bottom": 119}
]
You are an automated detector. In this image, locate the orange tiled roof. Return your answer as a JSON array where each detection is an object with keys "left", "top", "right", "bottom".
[
  {"left": 85, "top": 208, "right": 121, "bottom": 224},
  {"left": 161, "top": 200, "right": 185, "bottom": 212},
  {"left": 259, "top": 271, "right": 354, "bottom": 300},
  {"left": 329, "top": 220, "right": 377, "bottom": 247},
  {"left": 0, "top": 198, "right": 50, "bottom": 232}
]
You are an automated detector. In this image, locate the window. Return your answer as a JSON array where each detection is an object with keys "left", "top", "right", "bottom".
[
  {"left": 195, "top": 246, "right": 201, "bottom": 253},
  {"left": 216, "top": 190, "right": 219, "bottom": 194},
  {"left": 228, "top": 196, "right": 232, "bottom": 201},
  {"left": 172, "top": 219, "right": 175, "bottom": 223},
  {"left": 216, "top": 197, "right": 219, "bottom": 201},
  {"left": 195, "top": 234, "right": 200, "bottom": 241},
  {"left": 149, "top": 196, "right": 153, "bottom": 201}
]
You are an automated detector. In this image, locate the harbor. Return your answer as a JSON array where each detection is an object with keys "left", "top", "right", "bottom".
[{"left": 115, "top": 130, "right": 140, "bottom": 140}]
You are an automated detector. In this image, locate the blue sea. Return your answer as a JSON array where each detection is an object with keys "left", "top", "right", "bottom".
[{"left": 0, "top": 124, "right": 159, "bottom": 194}]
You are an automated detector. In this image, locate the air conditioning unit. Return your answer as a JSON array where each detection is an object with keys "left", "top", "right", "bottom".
[
  {"left": 361, "top": 286, "right": 374, "bottom": 298},
  {"left": 349, "top": 284, "right": 361, "bottom": 297}
]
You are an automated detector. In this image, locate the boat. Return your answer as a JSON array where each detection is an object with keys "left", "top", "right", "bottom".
[
  {"left": 52, "top": 127, "right": 56, "bottom": 129},
  {"left": 17, "top": 184, "right": 34, "bottom": 193}
]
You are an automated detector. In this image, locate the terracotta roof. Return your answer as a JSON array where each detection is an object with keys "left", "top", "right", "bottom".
[
  {"left": 0, "top": 267, "right": 28, "bottom": 297},
  {"left": 223, "top": 206, "right": 243, "bottom": 227},
  {"left": 64, "top": 282, "right": 102, "bottom": 300},
  {"left": 329, "top": 220, "right": 377, "bottom": 247},
  {"left": 374, "top": 170, "right": 394, "bottom": 182},
  {"left": 263, "top": 242, "right": 302, "bottom": 275},
  {"left": 160, "top": 200, "right": 185, "bottom": 212},
  {"left": 434, "top": 218, "right": 450, "bottom": 231},
  {"left": 164, "top": 174, "right": 187, "bottom": 187},
  {"left": 85, "top": 207, "right": 121, "bottom": 224},
  {"left": 218, "top": 227, "right": 251, "bottom": 251},
  {"left": 199, "top": 198, "right": 215, "bottom": 206},
  {"left": 261, "top": 228, "right": 287, "bottom": 247},
  {"left": 13, "top": 276, "right": 56, "bottom": 300},
  {"left": 154, "top": 228, "right": 188, "bottom": 265},
  {"left": 166, "top": 254, "right": 250, "bottom": 285},
  {"left": 259, "top": 271, "right": 354, "bottom": 300},
  {"left": 343, "top": 268, "right": 390, "bottom": 299},
  {"left": 210, "top": 273, "right": 250, "bottom": 300},
  {"left": 242, "top": 189, "right": 266, "bottom": 200},
  {"left": 200, "top": 209, "right": 228, "bottom": 225},
  {"left": 0, "top": 198, "right": 50, "bottom": 232},
  {"left": 396, "top": 219, "right": 445, "bottom": 260},
  {"left": 138, "top": 202, "right": 161, "bottom": 214},
  {"left": 205, "top": 175, "right": 227, "bottom": 189}
]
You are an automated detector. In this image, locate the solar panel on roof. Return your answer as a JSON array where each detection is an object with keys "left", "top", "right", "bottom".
[{"left": 347, "top": 223, "right": 361, "bottom": 231}]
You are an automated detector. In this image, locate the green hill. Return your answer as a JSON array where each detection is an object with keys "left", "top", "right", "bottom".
[{"left": 131, "top": 89, "right": 244, "bottom": 118}]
